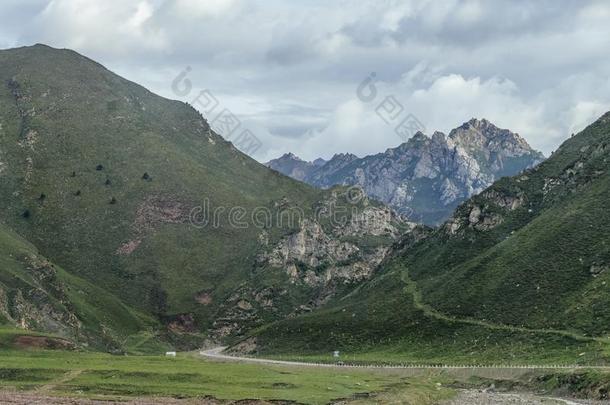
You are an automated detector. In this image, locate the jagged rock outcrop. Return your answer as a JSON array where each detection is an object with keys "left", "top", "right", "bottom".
[
  {"left": 263, "top": 213, "right": 398, "bottom": 287},
  {"left": 443, "top": 186, "right": 527, "bottom": 235},
  {"left": 258, "top": 192, "right": 408, "bottom": 288},
  {"left": 0, "top": 253, "right": 82, "bottom": 338},
  {"left": 210, "top": 192, "right": 413, "bottom": 339},
  {"left": 304, "top": 153, "right": 359, "bottom": 187},
  {"left": 266, "top": 119, "right": 544, "bottom": 225},
  {"left": 265, "top": 152, "right": 316, "bottom": 181}
]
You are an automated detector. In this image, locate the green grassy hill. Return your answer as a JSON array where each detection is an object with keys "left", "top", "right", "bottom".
[
  {"left": 245, "top": 113, "right": 610, "bottom": 364},
  {"left": 406, "top": 112, "right": 610, "bottom": 336},
  {"left": 0, "top": 222, "right": 155, "bottom": 350},
  {"left": 0, "top": 44, "right": 404, "bottom": 348},
  {"left": 0, "top": 44, "right": 308, "bottom": 315}
]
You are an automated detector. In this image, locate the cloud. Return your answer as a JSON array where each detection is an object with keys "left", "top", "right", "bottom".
[
  {"left": 167, "top": 0, "right": 239, "bottom": 19},
  {"left": 259, "top": 72, "right": 531, "bottom": 161},
  {"left": 2, "top": 0, "right": 610, "bottom": 161},
  {"left": 258, "top": 66, "right": 610, "bottom": 162},
  {"left": 20, "top": 0, "right": 168, "bottom": 56}
]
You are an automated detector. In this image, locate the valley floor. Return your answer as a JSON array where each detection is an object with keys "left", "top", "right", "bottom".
[
  {"left": 1, "top": 346, "right": 609, "bottom": 404},
  {"left": 0, "top": 329, "right": 608, "bottom": 405},
  {"left": 0, "top": 348, "right": 454, "bottom": 404},
  {"left": 201, "top": 347, "right": 610, "bottom": 370}
]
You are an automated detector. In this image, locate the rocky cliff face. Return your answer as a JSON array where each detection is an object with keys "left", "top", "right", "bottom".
[
  {"left": 266, "top": 119, "right": 544, "bottom": 225},
  {"left": 262, "top": 205, "right": 404, "bottom": 288},
  {"left": 0, "top": 253, "right": 81, "bottom": 336},
  {"left": 209, "top": 191, "right": 413, "bottom": 339}
]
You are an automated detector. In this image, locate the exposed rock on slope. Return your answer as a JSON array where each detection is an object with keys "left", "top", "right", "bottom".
[
  {"left": 0, "top": 223, "right": 150, "bottom": 350},
  {"left": 261, "top": 206, "right": 405, "bottom": 287},
  {"left": 209, "top": 191, "right": 412, "bottom": 339}
]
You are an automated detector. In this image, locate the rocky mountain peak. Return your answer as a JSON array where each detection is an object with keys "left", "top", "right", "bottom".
[
  {"left": 266, "top": 153, "right": 315, "bottom": 181},
  {"left": 466, "top": 117, "right": 490, "bottom": 127},
  {"left": 312, "top": 158, "right": 327, "bottom": 167},
  {"left": 431, "top": 131, "right": 447, "bottom": 143},
  {"left": 267, "top": 119, "right": 544, "bottom": 225},
  {"left": 329, "top": 152, "right": 358, "bottom": 162},
  {"left": 411, "top": 131, "right": 429, "bottom": 142},
  {"left": 453, "top": 118, "right": 523, "bottom": 143},
  {"left": 449, "top": 119, "right": 542, "bottom": 161},
  {"left": 280, "top": 152, "right": 303, "bottom": 161},
  {"left": 393, "top": 131, "right": 432, "bottom": 153}
]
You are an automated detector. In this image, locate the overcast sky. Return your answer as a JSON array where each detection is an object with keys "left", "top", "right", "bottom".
[{"left": 2, "top": 0, "right": 610, "bottom": 162}]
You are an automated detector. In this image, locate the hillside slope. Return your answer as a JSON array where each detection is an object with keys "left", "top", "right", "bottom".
[
  {"left": 0, "top": 44, "right": 406, "bottom": 345},
  {"left": 246, "top": 112, "right": 610, "bottom": 363},
  {"left": 0, "top": 222, "right": 154, "bottom": 350},
  {"left": 410, "top": 112, "right": 610, "bottom": 336}
]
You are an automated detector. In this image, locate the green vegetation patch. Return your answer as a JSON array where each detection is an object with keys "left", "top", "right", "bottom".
[{"left": 0, "top": 349, "right": 453, "bottom": 404}]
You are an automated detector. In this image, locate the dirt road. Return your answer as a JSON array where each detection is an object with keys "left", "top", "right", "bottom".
[{"left": 200, "top": 348, "right": 609, "bottom": 405}]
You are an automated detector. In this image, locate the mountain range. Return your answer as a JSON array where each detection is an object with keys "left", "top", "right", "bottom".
[
  {"left": 266, "top": 120, "right": 544, "bottom": 224},
  {"left": 246, "top": 111, "right": 610, "bottom": 363},
  {"left": 1, "top": 45, "right": 609, "bottom": 366}
]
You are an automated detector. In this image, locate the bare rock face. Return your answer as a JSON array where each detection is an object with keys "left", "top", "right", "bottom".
[
  {"left": 210, "top": 195, "right": 412, "bottom": 339},
  {"left": 267, "top": 219, "right": 356, "bottom": 268},
  {"left": 0, "top": 254, "right": 82, "bottom": 341},
  {"left": 337, "top": 206, "right": 402, "bottom": 237},
  {"left": 444, "top": 186, "right": 527, "bottom": 235},
  {"left": 266, "top": 119, "right": 544, "bottom": 225},
  {"left": 479, "top": 189, "right": 526, "bottom": 211},
  {"left": 263, "top": 203, "right": 407, "bottom": 287},
  {"left": 227, "top": 336, "right": 258, "bottom": 355}
]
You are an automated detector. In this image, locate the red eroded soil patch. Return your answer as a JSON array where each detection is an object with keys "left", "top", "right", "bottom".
[{"left": 14, "top": 335, "right": 75, "bottom": 350}]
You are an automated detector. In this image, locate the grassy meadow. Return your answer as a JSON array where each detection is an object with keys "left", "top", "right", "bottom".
[{"left": 0, "top": 333, "right": 455, "bottom": 404}]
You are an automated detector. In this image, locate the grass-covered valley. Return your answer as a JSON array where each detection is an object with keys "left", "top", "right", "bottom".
[
  {"left": 245, "top": 113, "right": 610, "bottom": 369},
  {"left": 1, "top": 43, "right": 610, "bottom": 403},
  {"left": 0, "top": 329, "right": 457, "bottom": 404},
  {"left": 2, "top": 328, "right": 610, "bottom": 404}
]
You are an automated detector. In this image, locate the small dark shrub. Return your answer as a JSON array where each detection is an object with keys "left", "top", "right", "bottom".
[
  {"left": 21, "top": 210, "right": 30, "bottom": 218},
  {"left": 105, "top": 179, "right": 111, "bottom": 186},
  {"left": 96, "top": 164, "right": 104, "bottom": 171},
  {"left": 109, "top": 197, "right": 117, "bottom": 204},
  {"left": 142, "top": 172, "right": 151, "bottom": 181},
  {"left": 74, "top": 190, "right": 81, "bottom": 196}
]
